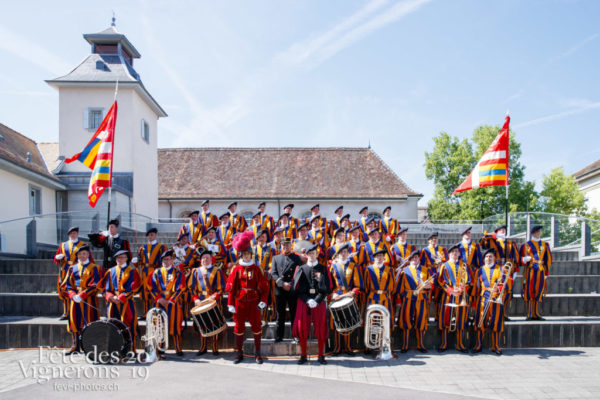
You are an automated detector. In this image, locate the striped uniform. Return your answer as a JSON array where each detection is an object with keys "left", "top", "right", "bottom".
[
  {"left": 64, "top": 261, "right": 102, "bottom": 350},
  {"left": 358, "top": 240, "right": 393, "bottom": 268},
  {"left": 363, "top": 263, "right": 397, "bottom": 327},
  {"left": 54, "top": 240, "right": 86, "bottom": 317},
  {"left": 308, "top": 227, "right": 330, "bottom": 264},
  {"left": 180, "top": 221, "right": 203, "bottom": 245},
  {"left": 253, "top": 243, "right": 277, "bottom": 322},
  {"left": 279, "top": 224, "right": 297, "bottom": 240},
  {"left": 472, "top": 264, "right": 512, "bottom": 352},
  {"left": 151, "top": 266, "right": 186, "bottom": 353},
  {"left": 137, "top": 241, "right": 167, "bottom": 317},
  {"left": 230, "top": 214, "right": 247, "bottom": 234},
  {"left": 480, "top": 234, "right": 520, "bottom": 315},
  {"left": 391, "top": 242, "right": 417, "bottom": 270},
  {"left": 520, "top": 239, "right": 552, "bottom": 319},
  {"left": 397, "top": 264, "right": 432, "bottom": 351},
  {"left": 217, "top": 223, "right": 236, "bottom": 249},
  {"left": 379, "top": 217, "right": 401, "bottom": 242},
  {"left": 188, "top": 265, "right": 227, "bottom": 353},
  {"left": 199, "top": 212, "right": 219, "bottom": 236},
  {"left": 329, "top": 258, "right": 364, "bottom": 353},
  {"left": 420, "top": 245, "right": 448, "bottom": 321},
  {"left": 437, "top": 260, "right": 471, "bottom": 351},
  {"left": 103, "top": 263, "right": 141, "bottom": 345}
]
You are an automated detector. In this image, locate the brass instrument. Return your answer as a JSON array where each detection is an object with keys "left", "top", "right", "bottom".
[
  {"left": 364, "top": 304, "right": 393, "bottom": 360},
  {"left": 447, "top": 264, "right": 468, "bottom": 332},
  {"left": 478, "top": 262, "right": 514, "bottom": 329},
  {"left": 142, "top": 307, "right": 169, "bottom": 363},
  {"left": 293, "top": 240, "right": 313, "bottom": 254},
  {"left": 194, "top": 241, "right": 224, "bottom": 270},
  {"left": 414, "top": 273, "right": 436, "bottom": 296}
]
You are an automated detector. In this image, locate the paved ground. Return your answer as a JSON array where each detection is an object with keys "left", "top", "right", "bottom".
[{"left": 1, "top": 348, "right": 600, "bottom": 399}]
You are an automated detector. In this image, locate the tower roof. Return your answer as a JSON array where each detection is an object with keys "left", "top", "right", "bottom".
[{"left": 83, "top": 25, "right": 141, "bottom": 59}]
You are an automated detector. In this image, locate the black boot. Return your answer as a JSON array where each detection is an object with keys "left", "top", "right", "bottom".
[
  {"left": 318, "top": 355, "right": 327, "bottom": 365},
  {"left": 255, "top": 353, "right": 263, "bottom": 364},
  {"left": 297, "top": 355, "right": 307, "bottom": 365},
  {"left": 234, "top": 351, "right": 243, "bottom": 364}
]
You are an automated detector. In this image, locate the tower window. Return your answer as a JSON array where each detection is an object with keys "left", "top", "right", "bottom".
[
  {"left": 141, "top": 119, "right": 150, "bottom": 143},
  {"left": 83, "top": 108, "right": 104, "bottom": 131}
]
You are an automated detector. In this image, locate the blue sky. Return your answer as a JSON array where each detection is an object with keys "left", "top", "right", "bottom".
[{"left": 1, "top": 0, "right": 599, "bottom": 203}]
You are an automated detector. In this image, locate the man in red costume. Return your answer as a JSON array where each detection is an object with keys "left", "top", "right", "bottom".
[{"left": 226, "top": 231, "right": 270, "bottom": 364}]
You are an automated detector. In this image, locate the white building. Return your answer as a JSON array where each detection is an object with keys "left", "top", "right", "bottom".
[
  {"left": 574, "top": 159, "right": 600, "bottom": 213},
  {"left": 46, "top": 21, "right": 166, "bottom": 219},
  {"left": 0, "top": 123, "right": 66, "bottom": 254}
]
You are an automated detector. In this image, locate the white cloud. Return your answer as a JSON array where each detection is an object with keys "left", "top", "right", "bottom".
[
  {"left": 0, "top": 24, "right": 72, "bottom": 76},
  {"left": 275, "top": 0, "right": 432, "bottom": 70},
  {"left": 514, "top": 101, "right": 600, "bottom": 129}
]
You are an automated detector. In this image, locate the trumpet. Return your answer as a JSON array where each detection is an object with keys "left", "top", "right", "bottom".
[
  {"left": 414, "top": 272, "right": 437, "bottom": 296},
  {"left": 478, "top": 262, "right": 514, "bottom": 329}
]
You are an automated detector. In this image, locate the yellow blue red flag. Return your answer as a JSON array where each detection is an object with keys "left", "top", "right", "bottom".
[
  {"left": 65, "top": 101, "right": 117, "bottom": 207},
  {"left": 453, "top": 115, "right": 510, "bottom": 194}
]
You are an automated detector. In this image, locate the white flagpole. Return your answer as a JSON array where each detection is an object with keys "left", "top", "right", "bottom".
[{"left": 107, "top": 80, "right": 118, "bottom": 228}]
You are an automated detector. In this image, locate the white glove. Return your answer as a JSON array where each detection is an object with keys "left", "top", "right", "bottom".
[
  {"left": 522, "top": 256, "right": 532, "bottom": 263},
  {"left": 386, "top": 236, "right": 391, "bottom": 242},
  {"left": 55, "top": 254, "right": 65, "bottom": 261},
  {"left": 228, "top": 305, "right": 236, "bottom": 314},
  {"left": 258, "top": 301, "right": 266, "bottom": 310},
  {"left": 101, "top": 230, "right": 109, "bottom": 236},
  {"left": 131, "top": 257, "right": 138, "bottom": 264},
  {"left": 72, "top": 295, "right": 82, "bottom": 303},
  {"left": 307, "top": 299, "right": 318, "bottom": 308}
]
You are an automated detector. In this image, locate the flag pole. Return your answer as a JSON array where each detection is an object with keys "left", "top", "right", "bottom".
[{"left": 106, "top": 80, "right": 119, "bottom": 228}]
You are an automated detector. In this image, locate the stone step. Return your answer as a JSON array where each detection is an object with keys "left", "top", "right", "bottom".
[
  {"left": 513, "top": 275, "right": 600, "bottom": 294},
  {"left": 2, "top": 292, "right": 600, "bottom": 318},
  {"left": 552, "top": 251, "right": 580, "bottom": 262},
  {"left": 2, "top": 316, "right": 599, "bottom": 351},
  {"left": 0, "top": 274, "right": 57, "bottom": 293}
]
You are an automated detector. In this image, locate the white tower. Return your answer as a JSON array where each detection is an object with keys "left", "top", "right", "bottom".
[{"left": 46, "top": 18, "right": 166, "bottom": 219}]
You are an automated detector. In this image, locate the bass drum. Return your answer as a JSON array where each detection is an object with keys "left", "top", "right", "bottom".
[{"left": 80, "top": 318, "right": 132, "bottom": 363}]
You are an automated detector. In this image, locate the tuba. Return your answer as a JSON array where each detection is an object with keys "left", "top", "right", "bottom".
[
  {"left": 364, "top": 304, "right": 393, "bottom": 360},
  {"left": 142, "top": 307, "right": 169, "bottom": 363}
]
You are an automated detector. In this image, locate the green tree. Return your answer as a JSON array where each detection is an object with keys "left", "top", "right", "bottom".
[
  {"left": 540, "top": 167, "right": 587, "bottom": 215},
  {"left": 424, "top": 124, "right": 538, "bottom": 221}
]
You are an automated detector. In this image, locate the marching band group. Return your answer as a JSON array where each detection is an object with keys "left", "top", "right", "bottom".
[{"left": 54, "top": 200, "right": 552, "bottom": 364}]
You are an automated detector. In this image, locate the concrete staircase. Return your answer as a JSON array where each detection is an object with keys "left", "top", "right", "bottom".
[{"left": 2, "top": 233, "right": 600, "bottom": 354}]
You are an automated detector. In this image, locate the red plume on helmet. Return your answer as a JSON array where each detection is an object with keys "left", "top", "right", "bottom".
[{"left": 232, "top": 231, "right": 254, "bottom": 252}]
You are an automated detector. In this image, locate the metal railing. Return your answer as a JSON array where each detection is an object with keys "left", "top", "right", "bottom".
[
  {"left": 482, "top": 212, "right": 600, "bottom": 258},
  {"left": 1, "top": 210, "right": 599, "bottom": 259}
]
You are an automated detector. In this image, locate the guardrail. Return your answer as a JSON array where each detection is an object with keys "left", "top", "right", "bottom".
[{"left": 1, "top": 211, "right": 598, "bottom": 259}]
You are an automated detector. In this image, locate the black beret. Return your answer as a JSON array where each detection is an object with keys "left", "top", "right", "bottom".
[
  {"left": 227, "top": 201, "right": 237, "bottom": 209},
  {"left": 108, "top": 219, "right": 120, "bottom": 227},
  {"left": 283, "top": 203, "right": 294, "bottom": 210},
  {"left": 161, "top": 249, "right": 174, "bottom": 259},
  {"left": 76, "top": 245, "right": 90, "bottom": 254},
  {"left": 335, "top": 205, "right": 343, "bottom": 213},
  {"left": 68, "top": 226, "right": 79, "bottom": 234},
  {"left": 427, "top": 232, "right": 439, "bottom": 240},
  {"left": 359, "top": 206, "right": 368, "bottom": 214},
  {"left": 114, "top": 249, "right": 129, "bottom": 258},
  {"left": 201, "top": 200, "right": 210, "bottom": 206},
  {"left": 188, "top": 210, "right": 200, "bottom": 217},
  {"left": 146, "top": 227, "right": 158, "bottom": 236},
  {"left": 373, "top": 249, "right": 387, "bottom": 256},
  {"left": 531, "top": 225, "right": 543, "bottom": 234}
]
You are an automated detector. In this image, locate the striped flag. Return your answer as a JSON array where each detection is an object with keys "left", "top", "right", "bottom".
[
  {"left": 453, "top": 115, "right": 510, "bottom": 194},
  {"left": 65, "top": 101, "right": 118, "bottom": 207}
]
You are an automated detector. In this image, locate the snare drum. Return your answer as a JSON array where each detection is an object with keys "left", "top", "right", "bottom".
[
  {"left": 191, "top": 299, "right": 227, "bottom": 337},
  {"left": 329, "top": 296, "right": 362, "bottom": 333},
  {"left": 80, "top": 318, "right": 132, "bottom": 363}
]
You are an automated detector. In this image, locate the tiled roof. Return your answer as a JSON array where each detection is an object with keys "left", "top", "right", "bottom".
[
  {"left": 157, "top": 147, "right": 421, "bottom": 199},
  {"left": 574, "top": 159, "right": 600, "bottom": 180},
  {"left": 0, "top": 124, "right": 62, "bottom": 182},
  {"left": 37, "top": 142, "right": 61, "bottom": 172}
]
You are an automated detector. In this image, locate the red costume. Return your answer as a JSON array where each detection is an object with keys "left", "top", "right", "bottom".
[{"left": 225, "top": 231, "right": 269, "bottom": 363}]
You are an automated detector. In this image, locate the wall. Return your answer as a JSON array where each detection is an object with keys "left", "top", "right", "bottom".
[
  {"left": 0, "top": 168, "right": 58, "bottom": 253},
  {"left": 579, "top": 173, "right": 600, "bottom": 212}
]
